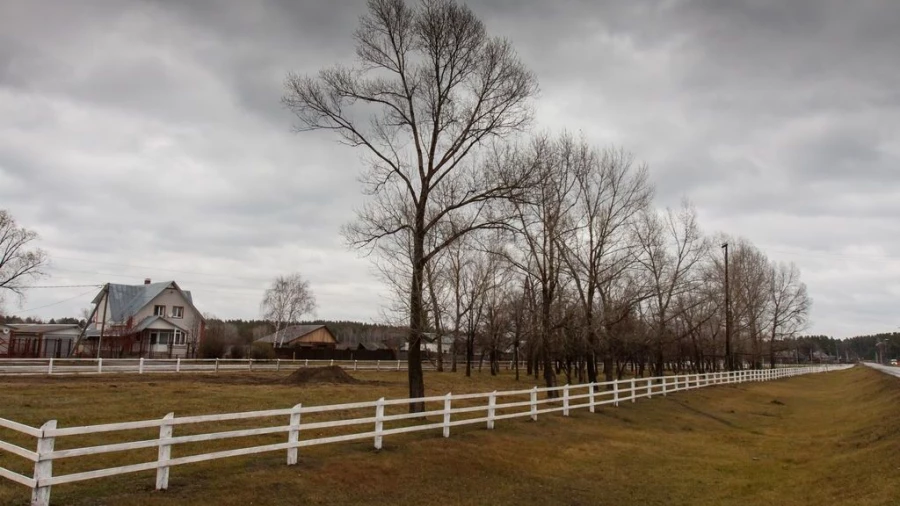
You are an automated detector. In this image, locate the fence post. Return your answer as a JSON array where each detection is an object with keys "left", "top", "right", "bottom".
[
  {"left": 287, "top": 403, "right": 301, "bottom": 465},
  {"left": 374, "top": 398, "right": 385, "bottom": 450},
  {"left": 176, "top": 357, "right": 181, "bottom": 373},
  {"left": 530, "top": 387, "right": 538, "bottom": 421},
  {"left": 613, "top": 380, "right": 620, "bottom": 406},
  {"left": 98, "top": 357, "right": 103, "bottom": 374},
  {"left": 589, "top": 383, "right": 596, "bottom": 413},
  {"left": 156, "top": 413, "right": 174, "bottom": 490},
  {"left": 376, "top": 360, "right": 380, "bottom": 371},
  {"left": 276, "top": 359, "right": 281, "bottom": 372},
  {"left": 249, "top": 359, "right": 253, "bottom": 372},
  {"left": 30, "top": 419, "right": 57, "bottom": 506},
  {"left": 443, "top": 393, "right": 452, "bottom": 438},
  {"left": 647, "top": 378, "right": 653, "bottom": 399},
  {"left": 630, "top": 378, "right": 636, "bottom": 403},
  {"left": 487, "top": 391, "right": 497, "bottom": 429},
  {"left": 563, "top": 385, "right": 570, "bottom": 416},
  {"left": 662, "top": 376, "right": 667, "bottom": 397},
  {"left": 139, "top": 357, "right": 144, "bottom": 374},
  {"left": 47, "top": 358, "right": 53, "bottom": 375},
  {"left": 397, "top": 360, "right": 401, "bottom": 371},
  {"left": 354, "top": 360, "right": 358, "bottom": 371},
  {"left": 305, "top": 359, "right": 309, "bottom": 367},
  {"left": 330, "top": 359, "right": 334, "bottom": 366},
  {"left": 214, "top": 358, "right": 219, "bottom": 373}
]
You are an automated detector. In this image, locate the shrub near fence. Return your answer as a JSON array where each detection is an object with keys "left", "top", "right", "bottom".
[{"left": 0, "top": 364, "right": 850, "bottom": 506}]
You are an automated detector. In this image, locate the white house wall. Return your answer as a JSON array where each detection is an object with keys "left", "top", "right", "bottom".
[{"left": 135, "top": 287, "right": 200, "bottom": 340}]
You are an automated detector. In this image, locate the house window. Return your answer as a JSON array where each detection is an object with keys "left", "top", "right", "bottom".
[
  {"left": 150, "top": 332, "right": 172, "bottom": 345},
  {"left": 172, "top": 306, "right": 184, "bottom": 319},
  {"left": 154, "top": 305, "right": 166, "bottom": 317},
  {"left": 175, "top": 331, "right": 186, "bottom": 345}
]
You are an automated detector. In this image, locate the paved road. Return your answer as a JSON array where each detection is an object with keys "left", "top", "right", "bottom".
[{"left": 863, "top": 361, "right": 900, "bottom": 378}]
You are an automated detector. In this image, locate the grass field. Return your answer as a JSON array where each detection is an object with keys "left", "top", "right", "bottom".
[{"left": 1, "top": 366, "right": 898, "bottom": 505}]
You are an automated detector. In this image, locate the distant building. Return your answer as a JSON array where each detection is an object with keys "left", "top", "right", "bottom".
[
  {"left": 0, "top": 323, "right": 81, "bottom": 358},
  {"left": 255, "top": 325, "right": 338, "bottom": 349},
  {"left": 79, "top": 279, "right": 205, "bottom": 358}
]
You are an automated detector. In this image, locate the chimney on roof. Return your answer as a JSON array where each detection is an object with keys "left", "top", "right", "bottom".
[{"left": 144, "top": 278, "right": 151, "bottom": 285}]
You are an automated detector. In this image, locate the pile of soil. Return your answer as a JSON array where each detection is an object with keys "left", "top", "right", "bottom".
[{"left": 282, "top": 366, "right": 360, "bottom": 385}]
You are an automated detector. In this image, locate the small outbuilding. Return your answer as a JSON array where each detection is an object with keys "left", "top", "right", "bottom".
[
  {"left": 256, "top": 325, "right": 338, "bottom": 349},
  {"left": 0, "top": 324, "right": 81, "bottom": 358}
]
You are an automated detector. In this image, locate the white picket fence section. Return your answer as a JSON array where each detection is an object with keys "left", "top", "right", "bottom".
[
  {"left": 0, "top": 364, "right": 850, "bottom": 505},
  {"left": 0, "top": 358, "right": 527, "bottom": 376}
]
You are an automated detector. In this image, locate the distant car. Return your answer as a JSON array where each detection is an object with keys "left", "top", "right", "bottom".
[{"left": 891, "top": 359, "right": 898, "bottom": 366}]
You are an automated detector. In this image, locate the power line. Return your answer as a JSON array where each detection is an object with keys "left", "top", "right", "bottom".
[
  {"left": 51, "top": 255, "right": 273, "bottom": 283},
  {"left": 14, "top": 288, "right": 102, "bottom": 314},
  {"left": 22, "top": 284, "right": 104, "bottom": 289}
]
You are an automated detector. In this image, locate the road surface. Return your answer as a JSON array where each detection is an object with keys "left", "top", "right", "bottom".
[{"left": 863, "top": 361, "right": 900, "bottom": 378}]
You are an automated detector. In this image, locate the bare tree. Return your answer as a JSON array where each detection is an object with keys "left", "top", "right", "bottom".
[
  {"left": 260, "top": 274, "right": 317, "bottom": 347},
  {"left": 0, "top": 209, "right": 48, "bottom": 307},
  {"left": 283, "top": 0, "right": 538, "bottom": 411},
  {"left": 633, "top": 201, "right": 707, "bottom": 376},
  {"left": 503, "top": 134, "right": 582, "bottom": 395},
  {"left": 767, "top": 261, "right": 810, "bottom": 367},
  {"left": 561, "top": 145, "right": 652, "bottom": 384}
]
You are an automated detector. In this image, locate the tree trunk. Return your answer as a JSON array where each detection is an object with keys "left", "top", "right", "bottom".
[
  {"left": 603, "top": 353, "right": 614, "bottom": 383},
  {"left": 465, "top": 331, "right": 474, "bottom": 377},
  {"left": 541, "top": 297, "right": 557, "bottom": 398},
  {"left": 451, "top": 338, "right": 458, "bottom": 372},
  {"left": 407, "top": 234, "right": 426, "bottom": 413},
  {"left": 514, "top": 340, "right": 520, "bottom": 381}
]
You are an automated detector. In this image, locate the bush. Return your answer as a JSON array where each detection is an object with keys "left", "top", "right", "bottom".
[
  {"left": 250, "top": 342, "right": 276, "bottom": 360},
  {"left": 198, "top": 335, "right": 226, "bottom": 358},
  {"left": 230, "top": 345, "right": 246, "bottom": 359}
]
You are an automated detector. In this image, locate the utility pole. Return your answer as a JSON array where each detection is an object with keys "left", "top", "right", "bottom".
[
  {"left": 722, "top": 242, "right": 732, "bottom": 371},
  {"left": 97, "top": 284, "right": 109, "bottom": 359}
]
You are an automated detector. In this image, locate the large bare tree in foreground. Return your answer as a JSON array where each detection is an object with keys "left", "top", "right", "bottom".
[
  {"left": 283, "top": 0, "right": 537, "bottom": 411},
  {"left": 0, "top": 209, "right": 48, "bottom": 309}
]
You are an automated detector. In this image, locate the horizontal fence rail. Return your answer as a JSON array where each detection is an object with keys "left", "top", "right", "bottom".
[
  {"left": 0, "top": 358, "right": 528, "bottom": 376},
  {"left": 0, "top": 364, "right": 851, "bottom": 505}
]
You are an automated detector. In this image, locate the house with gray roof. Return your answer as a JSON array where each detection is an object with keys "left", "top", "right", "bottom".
[{"left": 78, "top": 279, "right": 205, "bottom": 358}]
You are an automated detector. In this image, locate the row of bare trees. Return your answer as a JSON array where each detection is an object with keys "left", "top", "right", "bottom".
[
  {"left": 283, "top": 0, "right": 809, "bottom": 410},
  {"left": 409, "top": 135, "right": 810, "bottom": 396}
]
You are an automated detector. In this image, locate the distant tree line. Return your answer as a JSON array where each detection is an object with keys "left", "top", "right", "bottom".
[
  {"left": 1, "top": 315, "right": 84, "bottom": 325},
  {"left": 839, "top": 333, "right": 900, "bottom": 363}
]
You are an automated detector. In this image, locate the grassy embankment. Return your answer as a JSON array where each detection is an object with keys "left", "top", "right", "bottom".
[{"left": 0, "top": 365, "right": 898, "bottom": 505}]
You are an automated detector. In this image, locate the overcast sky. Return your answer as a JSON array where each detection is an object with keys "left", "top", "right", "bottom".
[{"left": 1, "top": 0, "right": 898, "bottom": 338}]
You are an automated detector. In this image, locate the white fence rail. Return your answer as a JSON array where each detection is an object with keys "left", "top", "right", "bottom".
[
  {"left": 0, "top": 364, "right": 851, "bottom": 505},
  {"left": 0, "top": 358, "right": 526, "bottom": 376}
]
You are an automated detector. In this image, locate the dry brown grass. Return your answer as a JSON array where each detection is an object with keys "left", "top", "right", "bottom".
[{"left": 1, "top": 366, "right": 898, "bottom": 506}]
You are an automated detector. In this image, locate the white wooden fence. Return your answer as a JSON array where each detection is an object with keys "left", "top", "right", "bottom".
[
  {"left": 0, "top": 358, "right": 527, "bottom": 376},
  {"left": 0, "top": 364, "right": 850, "bottom": 505}
]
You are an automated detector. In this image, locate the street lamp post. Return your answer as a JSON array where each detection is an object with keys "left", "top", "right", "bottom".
[{"left": 722, "top": 242, "right": 732, "bottom": 371}]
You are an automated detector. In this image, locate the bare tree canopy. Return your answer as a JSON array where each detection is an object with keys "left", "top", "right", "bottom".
[
  {"left": 260, "top": 273, "right": 317, "bottom": 347},
  {"left": 283, "top": 0, "right": 538, "bottom": 411},
  {"left": 0, "top": 209, "right": 48, "bottom": 307}
]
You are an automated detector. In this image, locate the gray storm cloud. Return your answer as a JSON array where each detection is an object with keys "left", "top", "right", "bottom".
[{"left": 1, "top": 0, "right": 898, "bottom": 336}]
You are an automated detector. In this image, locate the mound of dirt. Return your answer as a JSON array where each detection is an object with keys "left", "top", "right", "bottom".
[{"left": 282, "top": 366, "right": 360, "bottom": 385}]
